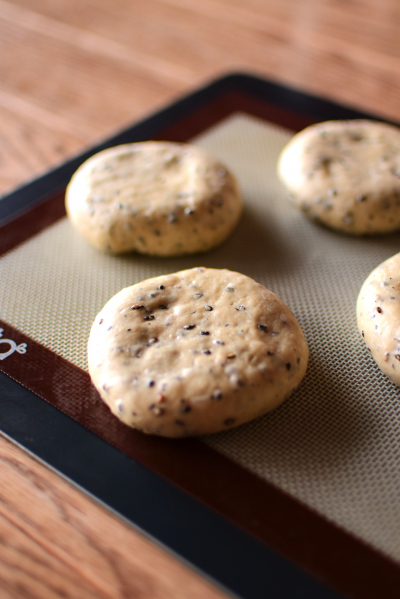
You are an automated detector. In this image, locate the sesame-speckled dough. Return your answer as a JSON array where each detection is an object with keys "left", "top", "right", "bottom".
[
  {"left": 357, "top": 253, "right": 400, "bottom": 386},
  {"left": 277, "top": 119, "right": 400, "bottom": 234},
  {"left": 65, "top": 141, "right": 242, "bottom": 255},
  {"left": 88, "top": 268, "right": 309, "bottom": 437}
]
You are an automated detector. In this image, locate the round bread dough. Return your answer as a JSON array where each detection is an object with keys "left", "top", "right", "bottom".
[
  {"left": 88, "top": 267, "right": 309, "bottom": 437},
  {"left": 357, "top": 252, "right": 400, "bottom": 386},
  {"left": 65, "top": 141, "right": 242, "bottom": 255},
  {"left": 277, "top": 119, "right": 400, "bottom": 234}
]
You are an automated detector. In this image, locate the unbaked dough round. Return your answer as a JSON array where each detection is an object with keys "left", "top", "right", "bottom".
[
  {"left": 88, "top": 267, "right": 309, "bottom": 437},
  {"left": 357, "top": 252, "right": 400, "bottom": 386},
  {"left": 277, "top": 119, "right": 400, "bottom": 234},
  {"left": 65, "top": 141, "right": 242, "bottom": 255}
]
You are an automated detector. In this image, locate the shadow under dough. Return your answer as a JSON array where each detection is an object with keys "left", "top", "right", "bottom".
[
  {"left": 204, "top": 351, "right": 382, "bottom": 478},
  {"left": 198, "top": 205, "right": 302, "bottom": 275}
]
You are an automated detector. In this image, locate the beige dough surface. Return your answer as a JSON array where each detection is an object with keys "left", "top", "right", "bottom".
[
  {"left": 277, "top": 119, "right": 400, "bottom": 234},
  {"left": 65, "top": 141, "right": 242, "bottom": 255},
  {"left": 357, "top": 252, "right": 400, "bottom": 386},
  {"left": 87, "top": 267, "right": 309, "bottom": 437}
]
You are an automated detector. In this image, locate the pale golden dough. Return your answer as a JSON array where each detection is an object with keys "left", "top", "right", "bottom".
[
  {"left": 65, "top": 141, "right": 242, "bottom": 255},
  {"left": 277, "top": 119, "right": 400, "bottom": 234},
  {"left": 88, "top": 267, "right": 309, "bottom": 437},
  {"left": 357, "top": 253, "right": 400, "bottom": 386}
]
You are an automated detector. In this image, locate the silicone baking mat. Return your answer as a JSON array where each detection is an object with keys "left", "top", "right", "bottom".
[{"left": 1, "top": 73, "right": 400, "bottom": 599}]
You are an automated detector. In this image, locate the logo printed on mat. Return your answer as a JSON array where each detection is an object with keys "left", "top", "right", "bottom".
[{"left": 0, "top": 329, "right": 27, "bottom": 361}]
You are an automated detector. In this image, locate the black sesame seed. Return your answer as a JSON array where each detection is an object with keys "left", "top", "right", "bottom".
[
  {"left": 181, "top": 405, "right": 191, "bottom": 414},
  {"left": 202, "top": 349, "right": 212, "bottom": 355},
  {"left": 205, "top": 305, "right": 213, "bottom": 311},
  {"left": 144, "top": 315, "right": 155, "bottom": 321},
  {"left": 200, "top": 331, "right": 210, "bottom": 335},
  {"left": 349, "top": 131, "right": 363, "bottom": 142},
  {"left": 159, "top": 285, "right": 165, "bottom": 289},
  {"left": 183, "top": 324, "right": 196, "bottom": 330},
  {"left": 194, "top": 292, "right": 203, "bottom": 298},
  {"left": 286, "top": 363, "right": 291, "bottom": 370},
  {"left": 148, "top": 380, "right": 155, "bottom": 387},
  {"left": 159, "top": 304, "right": 168, "bottom": 310},
  {"left": 236, "top": 305, "right": 246, "bottom": 311},
  {"left": 131, "top": 304, "right": 145, "bottom": 310},
  {"left": 258, "top": 324, "right": 268, "bottom": 332},
  {"left": 377, "top": 307, "right": 383, "bottom": 313}
]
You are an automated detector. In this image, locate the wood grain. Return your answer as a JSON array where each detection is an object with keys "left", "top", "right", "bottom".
[
  {"left": 2, "top": 0, "right": 400, "bottom": 596},
  {"left": 0, "top": 433, "right": 229, "bottom": 599}
]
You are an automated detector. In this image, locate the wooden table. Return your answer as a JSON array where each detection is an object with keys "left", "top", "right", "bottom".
[{"left": 1, "top": 1, "right": 400, "bottom": 597}]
